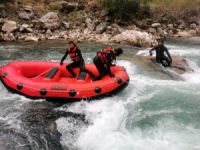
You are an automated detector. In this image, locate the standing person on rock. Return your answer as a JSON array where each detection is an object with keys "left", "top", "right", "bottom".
[
  {"left": 149, "top": 38, "right": 172, "bottom": 67},
  {"left": 93, "top": 46, "right": 123, "bottom": 81}
]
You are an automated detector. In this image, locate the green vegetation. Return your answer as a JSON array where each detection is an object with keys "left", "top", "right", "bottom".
[
  {"left": 150, "top": 0, "right": 200, "bottom": 21},
  {"left": 100, "top": 0, "right": 152, "bottom": 20},
  {"left": 48, "top": 1, "right": 62, "bottom": 12}
]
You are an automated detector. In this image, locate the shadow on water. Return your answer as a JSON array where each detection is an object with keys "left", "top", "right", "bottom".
[{"left": 0, "top": 100, "right": 88, "bottom": 150}]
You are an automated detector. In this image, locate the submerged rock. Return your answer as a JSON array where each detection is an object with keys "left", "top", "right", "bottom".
[
  {"left": 2, "top": 21, "right": 17, "bottom": 33},
  {"left": 171, "top": 55, "right": 193, "bottom": 74},
  {"left": 145, "top": 55, "right": 193, "bottom": 74}
]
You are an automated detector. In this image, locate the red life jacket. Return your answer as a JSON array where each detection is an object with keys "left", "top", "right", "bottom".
[
  {"left": 68, "top": 47, "right": 81, "bottom": 62},
  {"left": 97, "top": 51, "right": 107, "bottom": 64},
  {"left": 103, "top": 47, "right": 114, "bottom": 53},
  {"left": 103, "top": 47, "right": 116, "bottom": 62}
]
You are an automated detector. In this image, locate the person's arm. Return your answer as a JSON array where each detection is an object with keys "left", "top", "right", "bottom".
[
  {"left": 77, "top": 48, "right": 84, "bottom": 61},
  {"left": 149, "top": 47, "right": 156, "bottom": 56},
  {"left": 164, "top": 47, "right": 172, "bottom": 63},
  {"left": 60, "top": 50, "right": 68, "bottom": 65},
  {"left": 77, "top": 48, "right": 85, "bottom": 69},
  {"left": 106, "top": 54, "right": 114, "bottom": 77}
]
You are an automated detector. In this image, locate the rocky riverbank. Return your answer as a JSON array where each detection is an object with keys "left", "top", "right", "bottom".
[{"left": 0, "top": 1, "right": 200, "bottom": 47}]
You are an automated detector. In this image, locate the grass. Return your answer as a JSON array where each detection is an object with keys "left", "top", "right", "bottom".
[{"left": 150, "top": 0, "right": 200, "bottom": 21}]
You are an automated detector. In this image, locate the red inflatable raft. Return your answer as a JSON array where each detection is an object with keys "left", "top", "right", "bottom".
[{"left": 0, "top": 61, "right": 129, "bottom": 101}]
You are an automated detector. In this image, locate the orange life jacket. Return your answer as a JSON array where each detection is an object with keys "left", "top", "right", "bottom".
[{"left": 68, "top": 47, "right": 81, "bottom": 62}]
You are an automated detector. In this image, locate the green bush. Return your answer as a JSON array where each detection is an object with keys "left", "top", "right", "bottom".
[{"left": 100, "top": 0, "right": 151, "bottom": 20}]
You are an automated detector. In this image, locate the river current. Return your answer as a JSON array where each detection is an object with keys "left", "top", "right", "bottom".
[{"left": 0, "top": 39, "right": 200, "bottom": 150}]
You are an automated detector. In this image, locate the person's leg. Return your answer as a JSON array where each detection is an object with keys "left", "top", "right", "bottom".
[
  {"left": 161, "top": 57, "right": 171, "bottom": 67},
  {"left": 66, "top": 62, "right": 79, "bottom": 77},
  {"left": 93, "top": 57, "right": 107, "bottom": 80}
]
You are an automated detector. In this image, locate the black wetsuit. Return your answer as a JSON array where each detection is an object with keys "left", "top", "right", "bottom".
[
  {"left": 60, "top": 47, "right": 94, "bottom": 78},
  {"left": 93, "top": 50, "right": 115, "bottom": 80},
  {"left": 150, "top": 45, "right": 172, "bottom": 67}
]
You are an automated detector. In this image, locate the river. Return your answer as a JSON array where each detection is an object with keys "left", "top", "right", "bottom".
[{"left": 0, "top": 39, "right": 200, "bottom": 150}]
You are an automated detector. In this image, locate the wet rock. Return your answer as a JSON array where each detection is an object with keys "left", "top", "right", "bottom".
[
  {"left": 146, "top": 55, "right": 193, "bottom": 74},
  {"left": 95, "top": 22, "right": 108, "bottom": 34},
  {"left": 2, "top": 33, "right": 15, "bottom": 41},
  {"left": 60, "top": 2, "right": 84, "bottom": 13},
  {"left": 39, "top": 12, "right": 60, "bottom": 30},
  {"left": 2, "top": 21, "right": 17, "bottom": 33},
  {"left": 24, "top": 36, "right": 39, "bottom": 42},
  {"left": 151, "top": 23, "right": 161, "bottom": 28},
  {"left": 18, "top": 5, "right": 34, "bottom": 20},
  {"left": 19, "top": 24, "right": 33, "bottom": 33},
  {"left": 171, "top": 55, "right": 193, "bottom": 74},
  {"left": 111, "top": 30, "right": 156, "bottom": 47}
]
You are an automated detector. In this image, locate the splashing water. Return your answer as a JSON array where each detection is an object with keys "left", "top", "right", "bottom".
[{"left": 0, "top": 40, "right": 200, "bottom": 150}]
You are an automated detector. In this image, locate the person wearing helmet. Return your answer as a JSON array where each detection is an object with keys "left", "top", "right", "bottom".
[
  {"left": 93, "top": 47, "right": 123, "bottom": 81},
  {"left": 149, "top": 39, "right": 172, "bottom": 67}
]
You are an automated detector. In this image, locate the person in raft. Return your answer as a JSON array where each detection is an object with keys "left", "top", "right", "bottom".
[
  {"left": 149, "top": 38, "right": 172, "bottom": 67},
  {"left": 60, "top": 41, "right": 85, "bottom": 77},
  {"left": 93, "top": 46, "right": 123, "bottom": 81}
]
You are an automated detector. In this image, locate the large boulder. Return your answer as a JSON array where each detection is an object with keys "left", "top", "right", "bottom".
[
  {"left": 95, "top": 22, "right": 108, "bottom": 34},
  {"left": 111, "top": 30, "right": 156, "bottom": 47},
  {"left": 171, "top": 55, "right": 193, "bottom": 74},
  {"left": 39, "top": 12, "right": 60, "bottom": 30},
  {"left": 146, "top": 55, "right": 193, "bottom": 74},
  {"left": 18, "top": 5, "right": 34, "bottom": 20},
  {"left": 2, "top": 21, "right": 17, "bottom": 33}
]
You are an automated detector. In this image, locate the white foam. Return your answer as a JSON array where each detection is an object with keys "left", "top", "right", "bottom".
[{"left": 181, "top": 60, "right": 200, "bottom": 83}]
